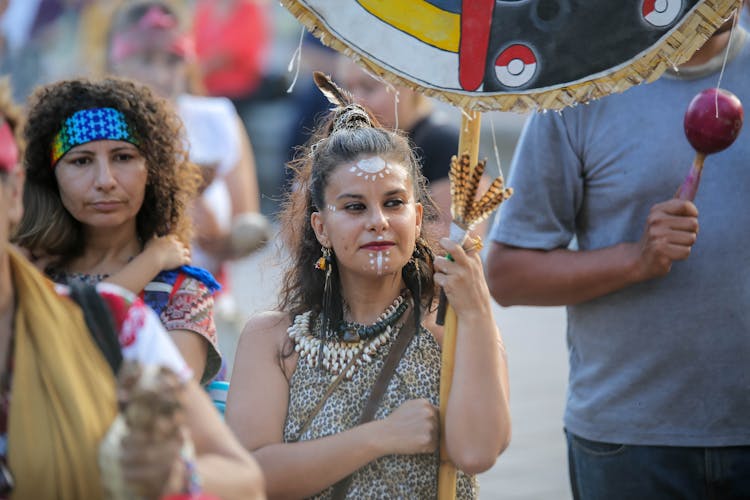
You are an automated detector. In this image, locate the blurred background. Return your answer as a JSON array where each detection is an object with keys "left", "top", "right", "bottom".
[{"left": 1, "top": 1, "right": 570, "bottom": 497}]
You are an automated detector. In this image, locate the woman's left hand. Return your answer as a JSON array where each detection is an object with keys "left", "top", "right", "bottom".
[{"left": 433, "top": 236, "right": 492, "bottom": 315}]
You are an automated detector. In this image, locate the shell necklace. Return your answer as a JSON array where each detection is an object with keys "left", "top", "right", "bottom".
[{"left": 288, "top": 294, "right": 407, "bottom": 380}]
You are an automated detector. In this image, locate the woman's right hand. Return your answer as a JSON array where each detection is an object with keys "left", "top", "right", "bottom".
[
  {"left": 377, "top": 399, "right": 439, "bottom": 455},
  {"left": 144, "top": 235, "right": 191, "bottom": 271}
]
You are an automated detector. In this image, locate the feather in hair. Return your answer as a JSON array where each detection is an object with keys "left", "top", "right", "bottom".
[{"left": 313, "top": 71, "right": 353, "bottom": 108}]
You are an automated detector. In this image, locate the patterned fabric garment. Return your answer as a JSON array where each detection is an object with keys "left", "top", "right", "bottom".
[
  {"left": 284, "top": 316, "right": 478, "bottom": 499},
  {"left": 48, "top": 270, "right": 221, "bottom": 383}
]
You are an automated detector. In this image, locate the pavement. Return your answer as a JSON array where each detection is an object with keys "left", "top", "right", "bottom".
[{"left": 217, "top": 229, "right": 573, "bottom": 500}]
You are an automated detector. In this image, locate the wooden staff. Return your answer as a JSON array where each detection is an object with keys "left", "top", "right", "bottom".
[{"left": 438, "top": 110, "right": 481, "bottom": 500}]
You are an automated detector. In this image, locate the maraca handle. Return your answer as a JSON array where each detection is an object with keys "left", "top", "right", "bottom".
[{"left": 675, "top": 152, "right": 706, "bottom": 201}]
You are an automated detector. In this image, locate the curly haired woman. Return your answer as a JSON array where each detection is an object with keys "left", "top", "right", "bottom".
[{"left": 13, "top": 76, "right": 222, "bottom": 384}]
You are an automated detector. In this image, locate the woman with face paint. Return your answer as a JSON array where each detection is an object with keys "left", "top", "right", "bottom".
[
  {"left": 13, "top": 77, "right": 223, "bottom": 385},
  {"left": 0, "top": 79, "right": 264, "bottom": 500},
  {"left": 105, "top": 0, "right": 270, "bottom": 320},
  {"left": 226, "top": 74, "right": 511, "bottom": 499}
]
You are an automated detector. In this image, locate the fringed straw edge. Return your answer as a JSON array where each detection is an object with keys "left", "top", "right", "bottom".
[{"left": 281, "top": 0, "right": 741, "bottom": 114}]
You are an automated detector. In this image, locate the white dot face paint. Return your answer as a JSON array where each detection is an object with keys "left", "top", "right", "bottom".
[
  {"left": 348, "top": 156, "right": 392, "bottom": 182},
  {"left": 327, "top": 204, "right": 336, "bottom": 212},
  {"left": 366, "top": 249, "right": 392, "bottom": 276}
]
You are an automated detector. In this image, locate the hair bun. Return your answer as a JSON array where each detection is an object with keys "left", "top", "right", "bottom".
[{"left": 332, "top": 104, "right": 372, "bottom": 132}]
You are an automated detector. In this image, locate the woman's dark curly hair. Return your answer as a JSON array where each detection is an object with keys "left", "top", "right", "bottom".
[
  {"left": 278, "top": 97, "right": 439, "bottom": 336},
  {"left": 12, "top": 76, "right": 201, "bottom": 260}
]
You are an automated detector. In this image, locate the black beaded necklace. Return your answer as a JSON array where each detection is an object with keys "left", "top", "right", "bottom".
[{"left": 334, "top": 293, "right": 408, "bottom": 343}]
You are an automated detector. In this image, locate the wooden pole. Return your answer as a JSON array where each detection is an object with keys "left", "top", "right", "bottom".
[{"left": 437, "top": 110, "right": 482, "bottom": 500}]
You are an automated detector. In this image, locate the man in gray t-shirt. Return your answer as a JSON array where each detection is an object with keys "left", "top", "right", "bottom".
[{"left": 487, "top": 17, "right": 750, "bottom": 500}]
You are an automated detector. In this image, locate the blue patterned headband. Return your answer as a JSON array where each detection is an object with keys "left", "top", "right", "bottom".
[{"left": 51, "top": 107, "right": 139, "bottom": 167}]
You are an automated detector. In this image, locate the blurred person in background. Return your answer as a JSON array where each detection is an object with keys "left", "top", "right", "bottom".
[
  {"left": 105, "top": 0, "right": 270, "bottom": 323},
  {"left": 192, "top": 0, "right": 274, "bottom": 117},
  {"left": 283, "top": 32, "right": 341, "bottom": 177},
  {"left": 1, "top": 0, "right": 88, "bottom": 102},
  {"left": 78, "top": 0, "right": 123, "bottom": 79}
]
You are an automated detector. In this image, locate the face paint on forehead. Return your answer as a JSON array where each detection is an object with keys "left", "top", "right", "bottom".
[{"left": 348, "top": 156, "right": 392, "bottom": 182}]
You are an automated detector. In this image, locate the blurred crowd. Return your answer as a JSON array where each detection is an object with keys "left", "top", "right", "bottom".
[
  {"left": 2, "top": 0, "right": 293, "bottom": 215},
  {"left": 0, "top": 0, "right": 496, "bottom": 220}
]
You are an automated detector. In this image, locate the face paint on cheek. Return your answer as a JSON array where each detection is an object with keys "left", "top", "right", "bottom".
[{"left": 327, "top": 205, "right": 336, "bottom": 212}]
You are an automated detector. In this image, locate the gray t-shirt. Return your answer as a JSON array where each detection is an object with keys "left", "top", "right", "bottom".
[{"left": 490, "top": 29, "right": 750, "bottom": 447}]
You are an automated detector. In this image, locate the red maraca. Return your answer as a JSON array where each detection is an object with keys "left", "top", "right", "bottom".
[{"left": 676, "top": 87, "right": 744, "bottom": 200}]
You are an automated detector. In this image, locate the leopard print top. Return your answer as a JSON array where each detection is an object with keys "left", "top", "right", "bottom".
[{"left": 283, "top": 315, "right": 478, "bottom": 499}]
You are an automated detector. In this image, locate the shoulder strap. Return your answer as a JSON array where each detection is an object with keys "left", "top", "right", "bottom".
[
  {"left": 358, "top": 307, "right": 416, "bottom": 425},
  {"left": 330, "top": 307, "right": 417, "bottom": 500},
  {"left": 69, "top": 282, "right": 123, "bottom": 375},
  {"left": 291, "top": 352, "right": 356, "bottom": 443}
]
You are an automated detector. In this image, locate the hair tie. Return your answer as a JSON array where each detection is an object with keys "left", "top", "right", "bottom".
[
  {"left": 332, "top": 104, "right": 372, "bottom": 132},
  {"left": 51, "top": 108, "right": 139, "bottom": 167}
]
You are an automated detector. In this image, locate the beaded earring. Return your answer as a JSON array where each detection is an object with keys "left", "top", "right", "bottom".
[
  {"left": 315, "top": 246, "right": 331, "bottom": 271},
  {"left": 317, "top": 247, "right": 335, "bottom": 341}
]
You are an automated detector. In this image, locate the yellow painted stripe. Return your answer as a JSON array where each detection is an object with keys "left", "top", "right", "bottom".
[{"left": 357, "top": 0, "right": 460, "bottom": 52}]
